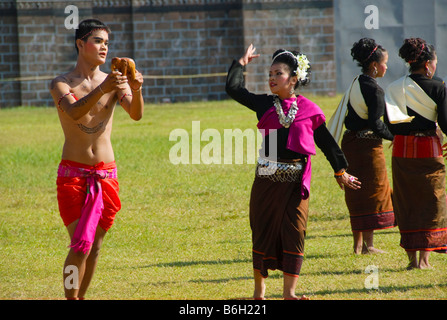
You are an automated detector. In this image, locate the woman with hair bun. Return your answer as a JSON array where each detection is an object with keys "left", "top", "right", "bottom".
[
  {"left": 328, "top": 38, "right": 395, "bottom": 255},
  {"left": 226, "top": 44, "right": 360, "bottom": 300},
  {"left": 385, "top": 38, "right": 447, "bottom": 269}
]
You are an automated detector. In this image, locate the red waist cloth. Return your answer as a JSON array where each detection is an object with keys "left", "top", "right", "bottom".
[
  {"left": 57, "top": 160, "right": 121, "bottom": 253},
  {"left": 392, "top": 134, "right": 442, "bottom": 158}
]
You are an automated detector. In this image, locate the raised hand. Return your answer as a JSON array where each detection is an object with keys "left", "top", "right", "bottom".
[
  {"left": 129, "top": 69, "right": 143, "bottom": 92},
  {"left": 100, "top": 70, "right": 128, "bottom": 93},
  {"left": 239, "top": 44, "right": 260, "bottom": 66}
]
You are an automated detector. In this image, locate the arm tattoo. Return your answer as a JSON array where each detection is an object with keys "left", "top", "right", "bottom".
[{"left": 77, "top": 121, "right": 105, "bottom": 134}]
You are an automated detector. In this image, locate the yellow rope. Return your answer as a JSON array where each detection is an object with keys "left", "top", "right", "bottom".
[{"left": 0, "top": 72, "right": 231, "bottom": 82}]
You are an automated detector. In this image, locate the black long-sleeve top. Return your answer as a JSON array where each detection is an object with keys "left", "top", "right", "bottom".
[
  {"left": 344, "top": 74, "right": 394, "bottom": 141},
  {"left": 225, "top": 60, "right": 347, "bottom": 172},
  {"left": 385, "top": 74, "right": 447, "bottom": 135}
]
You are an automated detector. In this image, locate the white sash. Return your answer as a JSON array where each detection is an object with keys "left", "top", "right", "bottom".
[
  {"left": 328, "top": 76, "right": 368, "bottom": 143},
  {"left": 385, "top": 76, "right": 436, "bottom": 124}
]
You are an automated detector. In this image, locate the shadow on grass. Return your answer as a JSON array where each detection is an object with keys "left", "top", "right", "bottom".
[
  {"left": 302, "top": 266, "right": 408, "bottom": 277},
  {"left": 306, "top": 229, "right": 399, "bottom": 240},
  {"left": 269, "top": 282, "right": 447, "bottom": 299},
  {"left": 135, "top": 258, "right": 251, "bottom": 269}
]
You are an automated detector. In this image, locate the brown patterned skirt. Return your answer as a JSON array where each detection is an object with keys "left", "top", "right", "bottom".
[
  {"left": 341, "top": 130, "right": 395, "bottom": 232},
  {"left": 392, "top": 134, "right": 447, "bottom": 252},
  {"left": 250, "top": 159, "right": 307, "bottom": 278}
]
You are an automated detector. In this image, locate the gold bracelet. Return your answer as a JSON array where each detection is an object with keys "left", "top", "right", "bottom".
[{"left": 131, "top": 86, "right": 142, "bottom": 92}]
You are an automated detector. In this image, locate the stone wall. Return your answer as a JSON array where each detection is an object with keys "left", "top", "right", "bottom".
[
  {"left": 242, "top": 0, "right": 335, "bottom": 95},
  {"left": 0, "top": 0, "right": 335, "bottom": 107},
  {"left": 0, "top": 2, "right": 21, "bottom": 107}
]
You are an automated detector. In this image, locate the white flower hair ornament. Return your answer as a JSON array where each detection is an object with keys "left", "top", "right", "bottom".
[
  {"left": 272, "top": 50, "right": 310, "bottom": 82},
  {"left": 295, "top": 54, "right": 310, "bottom": 81}
]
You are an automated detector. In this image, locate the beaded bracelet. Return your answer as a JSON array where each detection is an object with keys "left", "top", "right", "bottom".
[
  {"left": 334, "top": 169, "right": 346, "bottom": 179},
  {"left": 120, "top": 93, "right": 132, "bottom": 104},
  {"left": 57, "top": 92, "right": 76, "bottom": 112}
]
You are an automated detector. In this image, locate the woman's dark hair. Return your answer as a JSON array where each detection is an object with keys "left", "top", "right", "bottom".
[
  {"left": 75, "top": 19, "right": 111, "bottom": 54},
  {"left": 398, "top": 38, "right": 436, "bottom": 72},
  {"left": 351, "top": 38, "right": 386, "bottom": 73},
  {"left": 271, "top": 49, "right": 311, "bottom": 88}
]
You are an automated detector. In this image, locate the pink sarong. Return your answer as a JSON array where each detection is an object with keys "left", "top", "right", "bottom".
[{"left": 57, "top": 161, "right": 118, "bottom": 254}]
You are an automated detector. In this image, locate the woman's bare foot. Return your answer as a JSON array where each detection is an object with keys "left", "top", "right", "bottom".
[
  {"left": 284, "top": 294, "right": 310, "bottom": 300},
  {"left": 253, "top": 286, "right": 265, "bottom": 300},
  {"left": 419, "top": 251, "right": 432, "bottom": 269},
  {"left": 418, "top": 261, "right": 433, "bottom": 269},
  {"left": 253, "top": 270, "right": 266, "bottom": 300},
  {"left": 406, "top": 262, "right": 418, "bottom": 270},
  {"left": 406, "top": 251, "right": 418, "bottom": 270},
  {"left": 353, "top": 245, "right": 363, "bottom": 255},
  {"left": 362, "top": 246, "right": 386, "bottom": 254}
]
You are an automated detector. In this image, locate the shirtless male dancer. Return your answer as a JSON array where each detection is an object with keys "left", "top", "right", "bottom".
[{"left": 49, "top": 19, "right": 144, "bottom": 299}]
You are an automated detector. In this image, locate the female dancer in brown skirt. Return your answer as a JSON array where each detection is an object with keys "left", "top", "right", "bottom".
[
  {"left": 226, "top": 44, "right": 361, "bottom": 300},
  {"left": 329, "top": 38, "right": 396, "bottom": 254},
  {"left": 385, "top": 38, "right": 447, "bottom": 269}
]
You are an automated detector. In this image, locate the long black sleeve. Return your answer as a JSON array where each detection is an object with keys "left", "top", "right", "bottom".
[
  {"left": 314, "top": 124, "right": 348, "bottom": 172},
  {"left": 225, "top": 60, "right": 271, "bottom": 118}
]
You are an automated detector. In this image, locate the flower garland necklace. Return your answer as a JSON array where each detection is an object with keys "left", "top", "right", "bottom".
[{"left": 274, "top": 95, "right": 298, "bottom": 128}]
